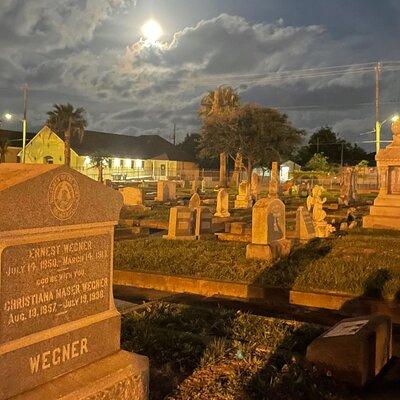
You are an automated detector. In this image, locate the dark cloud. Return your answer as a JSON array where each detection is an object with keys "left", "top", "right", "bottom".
[{"left": 0, "top": 1, "right": 399, "bottom": 150}]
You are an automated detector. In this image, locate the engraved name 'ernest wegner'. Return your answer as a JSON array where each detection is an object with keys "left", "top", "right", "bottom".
[{"left": 0, "top": 234, "right": 111, "bottom": 343}]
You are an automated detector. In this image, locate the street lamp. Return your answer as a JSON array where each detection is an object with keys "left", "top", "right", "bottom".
[
  {"left": 375, "top": 114, "right": 400, "bottom": 153},
  {"left": 3, "top": 112, "right": 27, "bottom": 163}
]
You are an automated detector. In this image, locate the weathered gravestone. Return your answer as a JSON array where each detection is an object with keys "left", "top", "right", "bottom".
[
  {"left": 188, "top": 192, "right": 201, "bottom": 209},
  {"left": 234, "top": 181, "right": 252, "bottom": 209},
  {"left": 194, "top": 207, "right": 214, "bottom": 239},
  {"left": 246, "top": 198, "right": 291, "bottom": 260},
  {"left": 163, "top": 206, "right": 196, "bottom": 240},
  {"left": 155, "top": 180, "right": 176, "bottom": 202},
  {"left": 214, "top": 188, "right": 230, "bottom": 218},
  {"left": 0, "top": 164, "right": 148, "bottom": 400},
  {"left": 119, "top": 186, "right": 144, "bottom": 207},
  {"left": 307, "top": 315, "right": 392, "bottom": 387},
  {"left": 295, "top": 206, "right": 316, "bottom": 242}
]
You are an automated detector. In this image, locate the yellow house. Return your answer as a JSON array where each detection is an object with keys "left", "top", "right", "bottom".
[{"left": 23, "top": 126, "right": 199, "bottom": 181}]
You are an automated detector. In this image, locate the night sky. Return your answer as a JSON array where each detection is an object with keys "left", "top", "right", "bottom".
[{"left": 1, "top": 0, "right": 400, "bottom": 150}]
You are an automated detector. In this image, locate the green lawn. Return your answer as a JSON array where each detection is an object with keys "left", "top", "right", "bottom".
[
  {"left": 120, "top": 205, "right": 171, "bottom": 221},
  {"left": 121, "top": 302, "right": 356, "bottom": 400},
  {"left": 114, "top": 229, "right": 400, "bottom": 299}
]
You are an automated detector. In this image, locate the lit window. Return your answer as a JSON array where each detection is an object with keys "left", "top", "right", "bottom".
[
  {"left": 135, "top": 159, "right": 144, "bottom": 169},
  {"left": 113, "top": 158, "right": 120, "bottom": 168},
  {"left": 124, "top": 158, "right": 131, "bottom": 168}
]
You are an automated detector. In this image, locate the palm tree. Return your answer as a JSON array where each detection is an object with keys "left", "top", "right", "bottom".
[
  {"left": 46, "top": 103, "right": 87, "bottom": 166},
  {"left": 199, "top": 86, "right": 240, "bottom": 187},
  {"left": 0, "top": 137, "right": 9, "bottom": 163}
]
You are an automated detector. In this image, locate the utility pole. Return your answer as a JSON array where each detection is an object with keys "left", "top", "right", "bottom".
[
  {"left": 172, "top": 123, "right": 176, "bottom": 145},
  {"left": 375, "top": 62, "right": 381, "bottom": 154},
  {"left": 316, "top": 137, "right": 320, "bottom": 153},
  {"left": 22, "top": 84, "right": 28, "bottom": 163}
]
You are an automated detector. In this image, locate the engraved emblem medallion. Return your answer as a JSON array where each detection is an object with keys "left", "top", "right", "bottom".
[{"left": 48, "top": 172, "right": 80, "bottom": 220}]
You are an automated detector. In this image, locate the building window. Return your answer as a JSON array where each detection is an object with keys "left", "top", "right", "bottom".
[
  {"left": 134, "top": 159, "right": 144, "bottom": 169},
  {"left": 43, "top": 156, "right": 53, "bottom": 164}
]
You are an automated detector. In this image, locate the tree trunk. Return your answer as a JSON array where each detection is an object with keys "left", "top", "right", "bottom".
[
  {"left": 64, "top": 117, "right": 72, "bottom": 166},
  {"left": 98, "top": 164, "right": 103, "bottom": 183},
  {"left": 231, "top": 152, "right": 242, "bottom": 187},
  {"left": 219, "top": 152, "right": 227, "bottom": 187},
  {"left": 246, "top": 159, "right": 253, "bottom": 191}
]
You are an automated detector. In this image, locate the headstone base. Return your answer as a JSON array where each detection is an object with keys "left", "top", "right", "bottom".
[
  {"left": 213, "top": 212, "right": 230, "bottom": 218},
  {"left": 162, "top": 234, "right": 197, "bottom": 240},
  {"left": 234, "top": 199, "right": 252, "bottom": 209},
  {"left": 216, "top": 232, "right": 251, "bottom": 243},
  {"left": 11, "top": 351, "right": 149, "bottom": 400},
  {"left": 363, "top": 214, "right": 400, "bottom": 230},
  {"left": 246, "top": 243, "right": 272, "bottom": 260},
  {"left": 246, "top": 239, "right": 291, "bottom": 260}
]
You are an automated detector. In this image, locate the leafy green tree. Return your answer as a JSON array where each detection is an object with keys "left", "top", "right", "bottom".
[
  {"left": 296, "top": 126, "right": 368, "bottom": 166},
  {"left": 304, "top": 153, "right": 332, "bottom": 172},
  {"left": 46, "top": 103, "right": 87, "bottom": 166},
  {"left": 200, "top": 103, "right": 303, "bottom": 180}
]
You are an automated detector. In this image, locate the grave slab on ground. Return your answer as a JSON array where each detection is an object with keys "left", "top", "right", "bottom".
[
  {"left": 307, "top": 314, "right": 392, "bottom": 387},
  {"left": 0, "top": 164, "right": 148, "bottom": 400}
]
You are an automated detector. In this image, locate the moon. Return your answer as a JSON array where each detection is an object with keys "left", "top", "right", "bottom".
[{"left": 141, "top": 19, "right": 163, "bottom": 43}]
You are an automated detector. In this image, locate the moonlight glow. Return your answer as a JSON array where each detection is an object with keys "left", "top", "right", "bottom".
[{"left": 141, "top": 19, "right": 163, "bottom": 43}]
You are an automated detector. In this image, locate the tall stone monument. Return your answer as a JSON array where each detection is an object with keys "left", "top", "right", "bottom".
[
  {"left": 338, "top": 167, "right": 357, "bottom": 206},
  {"left": 268, "top": 162, "right": 280, "bottom": 198},
  {"left": 364, "top": 118, "right": 400, "bottom": 229},
  {"left": 251, "top": 172, "right": 260, "bottom": 199},
  {"left": 0, "top": 165, "right": 148, "bottom": 400}
]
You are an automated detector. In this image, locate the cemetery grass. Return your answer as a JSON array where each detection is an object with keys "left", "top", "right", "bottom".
[
  {"left": 120, "top": 205, "right": 171, "bottom": 221},
  {"left": 121, "top": 302, "right": 357, "bottom": 400},
  {"left": 114, "top": 228, "right": 400, "bottom": 299}
]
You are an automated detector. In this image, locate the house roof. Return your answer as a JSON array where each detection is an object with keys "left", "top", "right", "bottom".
[
  {"left": 51, "top": 128, "right": 195, "bottom": 162},
  {"left": 0, "top": 128, "right": 36, "bottom": 147}
]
